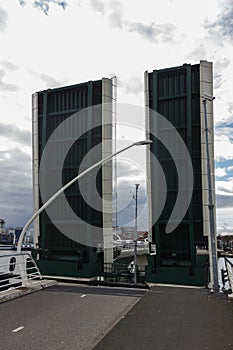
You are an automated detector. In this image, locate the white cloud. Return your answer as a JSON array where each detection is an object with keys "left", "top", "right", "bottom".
[
  {"left": 215, "top": 116, "right": 233, "bottom": 160},
  {"left": 215, "top": 167, "right": 226, "bottom": 177},
  {"left": 127, "top": 21, "right": 176, "bottom": 43},
  {"left": 216, "top": 179, "right": 233, "bottom": 195},
  {"left": 216, "top": 207, "right": 233, "bottom": 229},
  {"left": 0, "top": 68, "right": 18, "bottom": 91}
]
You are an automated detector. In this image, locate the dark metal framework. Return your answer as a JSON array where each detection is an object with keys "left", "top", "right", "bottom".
[
  {"left": 35, "top": 81, "right": 105, "bottom": 277},
  {"left": 146, "top": 64, "right": 209, "bottom": 286}
]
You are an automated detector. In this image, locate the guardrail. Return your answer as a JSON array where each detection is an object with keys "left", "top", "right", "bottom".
[
  {"left": 225, "top": 257, "right": 233, "bottom": 293},
  {"left": 221, "top": 257, "right": 233, "bottom": 294},
  {"left": 0, "top": 252, "right": 42, "bottom": 292},
  {"left": 99, "top": 262, "right": 145, "bottom": 283}
]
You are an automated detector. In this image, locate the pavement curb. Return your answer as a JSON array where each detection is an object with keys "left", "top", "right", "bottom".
[{"left": 0, "top": 279, "right": 58, "bottom": 304}]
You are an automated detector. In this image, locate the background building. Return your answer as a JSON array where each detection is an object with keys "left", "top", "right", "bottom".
[
  {"left": 32, "top": 78, "right": 115, "bottom": 278},
  {"left": 145, "top": 61, "right": 215, "bottom": 286}
]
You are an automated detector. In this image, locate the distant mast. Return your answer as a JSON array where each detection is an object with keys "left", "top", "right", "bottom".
[{"left": 0, "top": 218, "right": 6, "bottom": 233}]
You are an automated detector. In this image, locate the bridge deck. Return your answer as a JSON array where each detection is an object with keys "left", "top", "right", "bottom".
[
  {"left": 1, "top": 283, "right": 232, "bottom": 349},
  {"left": 94, "top": 286, "right": 233, "bottom": 350}
]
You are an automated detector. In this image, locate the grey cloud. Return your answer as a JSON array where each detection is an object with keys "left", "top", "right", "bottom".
[
  {"left": 91, "top": 0, "right": 124, "bottom": 28},
  {"left": 116, "top": 159, "right": 144, "bottom": 179},
  {"left": 0, "top": 123, "right": 31, "bottom": 146},
  {"left": 116, "top": 179, "right": 147, "bottom": 205},
  {"left": 186, "top": 43, "right": 208, "bottom": 61},
  {"left": 216, "top": 115, "right": 233, "bottom": 126},
  {"left": 214, "top": 57, "right": 231, "bottom": 72},
  {"left": 0, "top": 148, "right": 32, "bottom": 227},
  {"left": 124, "top": 77, "right": 143, "bottom": 94},
  {"left": 29, "top": 70, "right": 62, "bottom": 87},
  {"left": 90, "top": 0, "right": 105, "bottom": 15},
  {"left": 91, "top": 0, "right": 175, "bottom": 43},
  {"left": 116, "top": 202, "right": 147, "bottom": 229},
  {"left": 205, "top": 0, "right": 233, "bottom": 41},
  {"left": 217, "top": 186, "right": 233, "bottom": 194},
  {"left": 18, "top": 0, "right": 26, "bottom": 6},
  {"left": 216, "top": 193, "right": 233, "bottom": 208},
  {"left": 127, "top": 21, "right": 176, "bottom": 43},
  {"left": 215, "top": 116, "right": 233, "bottom": 142},
  {"left": 108, "top": 0, "right": 124, "bottom": 28},
  {"left": 22, "top": 0, "right": 68, "bottom": 15},
  {"left": 214, "top": 73, "right": 225, "bottom": 89},
  {"left": 33, "top": 1, "right": 49, "bottom": 15},
  {"left": 0, "top": 149, "right": 31, "bottom": 175},
  {"left": 227, "top": 103, "right": 233, "bottom": 115},
  {"left": 213, "top": 58, "right": 231, "bottom": 89},
  {"left": 114, "top": 158, "right": 147, "bottom": 228},
  {"left": 0, "top": 6, "right": 8, "bottom": 32},
  {"left": 116, "top": 178, "right": 147, "bottom": 229},
  {"left": 215, "top": 129, "right": 233, "bottom": 142},
  {"left": 0, "top": 69, "right": 18, "bottom": 92},
  {"left": 1, "top": 60, "right": 18, "bottom": 72},
  {"left": 38, "top": 73, "right": 62, "bottom": 87}
]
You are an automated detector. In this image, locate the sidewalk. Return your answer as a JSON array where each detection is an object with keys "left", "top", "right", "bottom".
[
  {"left": 0, "top": 280, "right": 57, "bottom": 304},
  {"left": 94, "top": 285, "right": 233, "bottom": 350}
]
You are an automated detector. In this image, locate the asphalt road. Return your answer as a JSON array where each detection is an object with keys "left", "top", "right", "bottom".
[
  {"left": 0, "top": 283, "right": 145, "bottom": 350},
  {"left": 94, "top": 286, "right": 233, "bottom": 350}
]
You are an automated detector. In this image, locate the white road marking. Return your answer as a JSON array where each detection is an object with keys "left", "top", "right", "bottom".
[
  {"left": 12, "top": 326, "right": 24, "bottom": 333},
  {"left": 80, "top": 294, "right": 86, "bottom": 298}
]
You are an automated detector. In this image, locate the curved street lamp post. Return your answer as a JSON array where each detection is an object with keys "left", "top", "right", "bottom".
[
  {"left": 133, "top": 183, "right": 140, "bottom": 284},
  {"left": 17, "top": 140, "right": 152, "bottom": 285}
]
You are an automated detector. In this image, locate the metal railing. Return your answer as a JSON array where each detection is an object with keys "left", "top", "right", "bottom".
[
  {"left": 225, "top": 258, "right": 233, "bottom": 292},
  {"left": 221, "top": 257, "right": 233, "bottom": 294},
  {"left": 0, "top": 252, "right": 42, "bottom": 292},
  {"left": 100, "top": 262, "right": 145, "bottom": 283}
]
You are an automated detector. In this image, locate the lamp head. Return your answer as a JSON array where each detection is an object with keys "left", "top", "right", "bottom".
[
  {"left": 135, "top": 140, "right": 153, "bottom": 146},
  {"left": 202, "top": 93, "right": 215, "bottom": 102}
]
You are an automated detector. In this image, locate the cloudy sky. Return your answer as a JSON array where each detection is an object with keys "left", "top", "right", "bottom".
[{"left": 0, "top": 0, "right": 233, "bottom": 233}]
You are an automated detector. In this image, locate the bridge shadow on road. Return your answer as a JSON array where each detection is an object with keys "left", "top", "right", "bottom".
[{"left": 43, "top": 282, "right": 147, "bottom": 298}]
